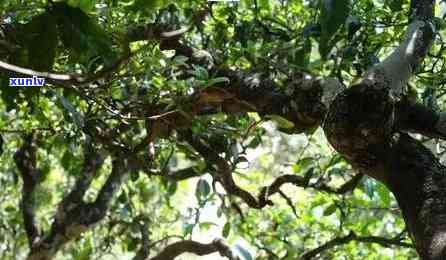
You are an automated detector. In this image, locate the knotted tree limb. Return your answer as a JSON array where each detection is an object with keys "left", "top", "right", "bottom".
[
  {"left": 155, "top": 36, "right": 346, "bottom": 133},
  {"left": 82, "top": 14, "right": 344, "bottom": 134}
]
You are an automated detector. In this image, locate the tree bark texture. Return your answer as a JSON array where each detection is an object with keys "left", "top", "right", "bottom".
[{"left": 322, "top": 1, "right": 446, "bottom": 259}]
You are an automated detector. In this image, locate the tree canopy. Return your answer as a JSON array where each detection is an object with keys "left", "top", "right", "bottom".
[{"left": 0, "top": 0, "right": 445, "bottom": 259}]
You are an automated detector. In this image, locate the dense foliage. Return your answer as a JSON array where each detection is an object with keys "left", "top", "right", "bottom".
[{"left": 1, "top": 0, "right": 445, "bottom": 259}]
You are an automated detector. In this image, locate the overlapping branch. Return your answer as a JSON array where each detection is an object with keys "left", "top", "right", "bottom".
[{"left": 183, "top": 130, "right": 362, "bottom": 210}]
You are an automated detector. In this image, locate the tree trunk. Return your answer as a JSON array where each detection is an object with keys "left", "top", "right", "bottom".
[
  {"left": 386, "top": 134, "right": 446, "bottom": 260},
  {"left": 323, "top": 81, "right": 446, "bottom": 260},
  {"left": 320, "top": 1, "right": 443, "bottom": 258}
]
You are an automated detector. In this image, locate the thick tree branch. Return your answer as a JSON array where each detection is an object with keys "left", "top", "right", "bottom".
[
  {"left": 59, "top": 145, "right": 105, "bottom": 206},
  {"left": 395, "top": 98, "right": 446, "bottom": 139},
  {"left": 363, "top": 0, "right": 435, "bottom": 96},
  {"left": 148, "top": 239, "right": 239, "bottom": 260},
  {"left": 149, "top": 28, "right": 344, "bottom": 134},
  {"left": 87, "top": 156, "right": 132, "bottom": 223},
  {"left": 322, "top": 2, "right": 446, "bottom": 259},
  {"left": 2, "top": 18, "right": 341, "bottom": 136},
  {"left": 14, "top": 133, "right": 41, "bottom": 249},
  {"left": 323, "top": 0, "right": 437, "bottom": 181},
  {"left": 26, "top": 150, "right": 132, "bottom": 260},
  {"left": 409, "top": 0, "right": 435, "bottom": 22}
]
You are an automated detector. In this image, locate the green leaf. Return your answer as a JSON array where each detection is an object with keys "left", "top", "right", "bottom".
[
  {"left": 292, "top": 157, "right": 314, "bottom": 173},
  {"left": 247, "top": 135, "right": 262, "bottom": 148},
  {"left": 222, "top": 222, "right": 231, "bottom": 238},
  {"left": 363, "top": 179, "right": 375, "bottom": 199},
  {"left": 376, "top": 183, "right": 391, "bottom": 207},
  {"left": 79, "top": 0, "right": 95, "bottom": 13},
  {"left": 199, "top": 221, "right": 217, "bottom": 231},
  {"left": 258, "top": 0, "right": 270, "bottom": 10},
  {"left": 24, "top": 12, "right": 58, "bottom": 71},
  {"left": 295, "top": 38, "right": 312, "bottom": 68},
  {"left": 385, "top": 0, "right": 403, "bottom": 12},
  {"left": 266, "top": 115, "right": 295, "bottom": 129},
  {"left": 190, "top": 64, "right": 209, "bottom": 80},
  {"left": 67, "top": 0, "right": 80, "bottom": 8},
  {"left": 205, "top": 77, "right": 230, "bottom": 88},
  {"left": 58, "top": 95, "right": 85, "bottom": 128},
  {"left": 126, "top": 237, "right": 138, "bottom": 252},
  {"left": 166, "top": 181, "right": 178, "bottom": 196},
  {"left": 61, "top": 151, "right": 74, "bottom": 171},
  {"left": 434, "top": 17, "right": 446, "bottom": 31},
  {"left": 53, "top": 2, "right": 116, "bottom": 68},
  {"left": 130, "top": 0, "right": 166, "bottom": 13},
  {"left": 235, "top": 244, "right": 253, "bottom": 260},
  {"left": 319, "top": 0, "right": 350, "bottom": 58},
  {"left": 323, "top": 203, "right": 337, "bottom": 216},
  {"left": 196, "top": 179, "right": 211, "bottom": 200},
  {"left": 182, "top": 223, "right": 194, "bottom": 236},
  {"left": 4, "top": 205, "right": 15, "bottom": 213}
]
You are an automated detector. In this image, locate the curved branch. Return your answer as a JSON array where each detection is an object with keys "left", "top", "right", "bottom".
[
  {"left": 0, "top": 52, "right": 131, "bottom": 86},
  {"left": 300, "top": 231, "right": 413, "bottom": 260},
  {"left": 149, "top": 239, "right": 239, "bottom": 260}
]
